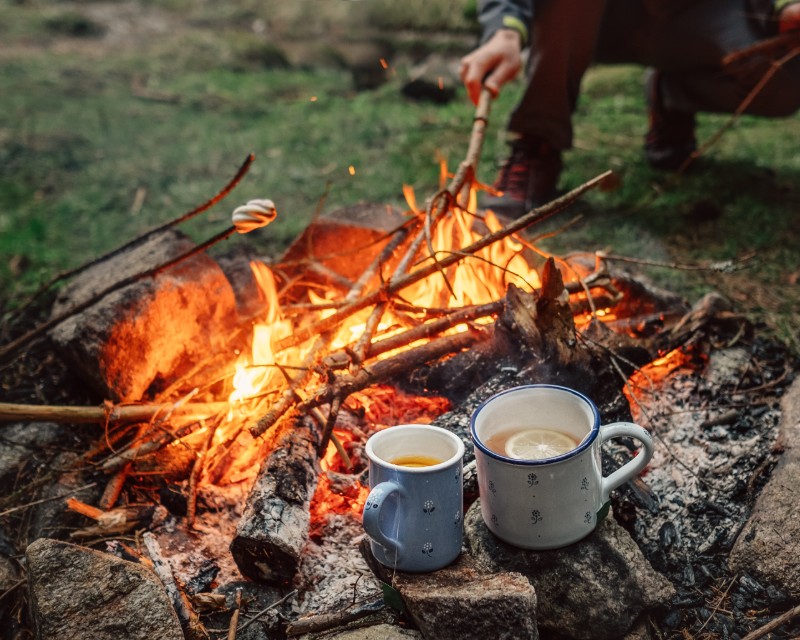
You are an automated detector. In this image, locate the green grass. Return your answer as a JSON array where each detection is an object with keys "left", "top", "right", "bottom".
[{"left": 1, "top": 2, "right": 798, "bottom": 353}]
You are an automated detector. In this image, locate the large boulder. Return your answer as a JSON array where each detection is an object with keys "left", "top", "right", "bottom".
[
  {"left": 465, "top": 502, "right": 674, "bottom": 639},
  {"left": 729, "top": 377, "right": 800, "bottom": 596},
  {"left": 26, "top": 538, "right": 183, "bottom": 640}
]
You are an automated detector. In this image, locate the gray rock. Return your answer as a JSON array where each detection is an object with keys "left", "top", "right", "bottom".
[
  {"left": 26, "top": 538, "right": 183, "bottom": 640},
  {"left": 465, "top": 501, "right": 674, "bottom": 640},
  {"left": 622, "top": 617, "right": 654, "bottom": 640},
  {"left": 0, "top": 554, "right": 19, "bottom": 592},
  {"left": 0, "top": 422, "right": 63, "bottom": 480},
  {"left": 48, "top": 228, "right": 238, "bottom": 401},
  {"left": 729, "top": 377, "right": 800, "bottom": 596},
  {"left": 393, "top": 554, "right": 538, "bottom": 640},
  {"left": 28, "top": 451, "right": 99, "bottom": 540}
]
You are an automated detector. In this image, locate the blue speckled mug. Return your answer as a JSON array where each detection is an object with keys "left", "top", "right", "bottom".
[{"left": 362, "top": 424, "right": 465, "bottom": 572}]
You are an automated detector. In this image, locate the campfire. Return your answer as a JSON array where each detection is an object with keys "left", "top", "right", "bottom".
[{"left": 1, "top": 91, "right": 798, "bottom": 640}]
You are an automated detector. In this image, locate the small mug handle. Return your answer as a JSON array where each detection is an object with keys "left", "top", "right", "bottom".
[
  {"left": 362, "top": 481, "right": 405, "bottom": 560},
  {"left": 599, "top": 422, "right": 654, "bottom": 503}
]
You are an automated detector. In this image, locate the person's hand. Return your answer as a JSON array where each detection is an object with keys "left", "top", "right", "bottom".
[
  {"left": 459, "top": 29, "right": 523, "bottom": 105},
  {"left": 779, "top": 2, "right": 800, "bottom": 33}
]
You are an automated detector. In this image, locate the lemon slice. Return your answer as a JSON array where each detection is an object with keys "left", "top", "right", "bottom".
[{"left": 505, "top": 429, "right": 577, "bottom": 460}]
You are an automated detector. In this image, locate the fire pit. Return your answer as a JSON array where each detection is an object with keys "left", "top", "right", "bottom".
[{"left": 1, "top": 93, "right": 798, "bottom": 640}]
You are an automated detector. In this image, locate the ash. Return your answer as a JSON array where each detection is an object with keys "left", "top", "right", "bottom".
[
  {"left": 610, "top": 341, "right": 792, "bottom": 632},
  {"left": 292, "top": 512, "right": 382, "bottom": 616}
]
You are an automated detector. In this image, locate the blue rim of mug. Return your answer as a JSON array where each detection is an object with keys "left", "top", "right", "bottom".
[
  {"left": 366, "top": 424, "right": 465, "bottom": 473},
  {"left": 470, "top": 384, "right": 599, "bottom": 465}
]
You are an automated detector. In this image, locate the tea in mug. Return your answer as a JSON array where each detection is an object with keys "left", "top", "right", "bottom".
[
  {"left": 484, "top": 427, "right": 578, "bottom": 460},
  {"left": 390, "top": 454, "right": 445, "bottom": 468}
]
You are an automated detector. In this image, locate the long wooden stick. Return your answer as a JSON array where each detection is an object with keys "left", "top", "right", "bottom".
[
  {"left": 680, "top": 46, "right": 800, "bottom": 174},
  {"left": 0, "top": 401, "right": 228, "bottom": 425},
  {"left": 722, "top": 31, "right": 800, "bottom": 69},
  {"left": 7, "top": 154, "right": 255, "bottom": 322},
  {"left": 300, "top": 328, "right": 487, "bottom": 413}
]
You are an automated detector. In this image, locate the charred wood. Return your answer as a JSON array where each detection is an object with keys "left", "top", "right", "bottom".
[{"left": 231, "top": 413, "right": 321, "bottom": 584}]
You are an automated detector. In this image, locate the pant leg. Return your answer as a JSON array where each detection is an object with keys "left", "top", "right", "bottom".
[
  {"left": 597, "top": 0, "right": 800, "bottom": 117},
  {"left": 506, "top": 0, "right": 609, "bottom": 150}
]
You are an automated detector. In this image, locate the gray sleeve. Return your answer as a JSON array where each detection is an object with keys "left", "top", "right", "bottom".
[{"left": 478, "top": 0, "right": 534, "bottom": 45}]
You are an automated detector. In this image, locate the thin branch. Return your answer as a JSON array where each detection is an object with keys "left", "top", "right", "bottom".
[
  {"left": 741, "top": 602, "right": 800, "bottom": 640},
  {"left": 722, "top": 31, "right": 800, "bottom": 69},
  {"left": 680, "top": 46, "right": 800, "bottom": 173},
  {"left": 0, "top": 482, "right": 96, "bottom": 518},
  {"left": 237, "top": 589, "right": 297, "bottom": 633},
  {"left": 0, "top": 401, "right": 228, "bottom": 425}
]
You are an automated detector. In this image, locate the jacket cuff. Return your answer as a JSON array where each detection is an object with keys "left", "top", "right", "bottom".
[
  {"left": 500, "top": 15, "right": 529, "bottom": 45},
  {"left": 775, "top": 0, "right": 800, "bottom": 12},
  {"left": 479, "top": 0, "right": 533, "bottom": 47}
]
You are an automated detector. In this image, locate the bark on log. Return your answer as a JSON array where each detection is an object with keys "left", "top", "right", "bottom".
[
  {"left": 231, "top": 412, "right": 322, "bottom": 584},
  {"left": 503, "top": 257, "right": 589, "bottom": 370}
]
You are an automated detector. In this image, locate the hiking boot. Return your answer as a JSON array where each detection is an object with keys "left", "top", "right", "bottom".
[
  {"left": 644, "top": 70, "right": 697, "bottom": 171},
  {"left": 482, "top": 137, "right": 563, "bottom": 218}
]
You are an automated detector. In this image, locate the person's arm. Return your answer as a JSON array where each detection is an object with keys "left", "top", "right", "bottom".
[{"left": 459, "top": 0, "right": 533, "bottom": 105}]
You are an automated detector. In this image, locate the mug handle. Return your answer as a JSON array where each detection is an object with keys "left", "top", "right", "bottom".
[
  {"left": 362, "top": 481, "right": 405, "bottom": 560},
  {"left": 599, "top": 422, "right": 654, "bottom": 503}
]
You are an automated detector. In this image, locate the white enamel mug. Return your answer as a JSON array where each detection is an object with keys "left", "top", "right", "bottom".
[{"left": 470, "top": 385, "right": 653, "bottom": 550}]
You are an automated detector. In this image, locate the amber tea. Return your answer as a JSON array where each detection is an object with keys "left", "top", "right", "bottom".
[{"left": 389, "top": 454, "right": 445, "bottom": 468}]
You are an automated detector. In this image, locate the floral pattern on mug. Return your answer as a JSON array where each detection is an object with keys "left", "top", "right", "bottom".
[
  {"left": 491, "top": 514, "right": 499, "bottom": 527},
  {"left": 527, "top": 473, "right": 538, "bottom": 487},
  {"left": 584, "top": 511, "right": 593, "bottom": 524},
  {"left": 364, "top": 499, "right": 379, "bottom": 510},
  {"left": 581, "top": 476, "right": 589, "bottom": 491},
  {"left": 530, "top": 510, "right": 542, "bottom": 525},
  {"left": 422, "top": 500, "right": 435, "bottom": 514},
  {"left": 422, "top": 542, "right": 433, "bottom": 556},
  {"left": 488, "top": 480, "right": 497, "bottom": 495}
]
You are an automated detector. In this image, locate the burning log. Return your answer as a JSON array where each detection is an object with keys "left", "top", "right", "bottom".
[{"left": 231, "top": 412, "right": 322, "bottom": 583}]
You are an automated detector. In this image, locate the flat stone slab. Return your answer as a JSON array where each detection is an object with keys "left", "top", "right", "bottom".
[
  {"left": 392, "top": 554, "right": 538, "bottom": 640},
  {"left": 729, "top": 376, "right": 800, "bottom": 596},
  {"left": 465, "top": 501, "right": 674, "bottom": 640},
  {"left": 26, "top": 538, "right": 183, "bottom": 640}
]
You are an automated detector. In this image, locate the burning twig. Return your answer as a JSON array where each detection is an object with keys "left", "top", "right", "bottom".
[
  {"left": 98, "top": 465, "right": 130, "bottom": 511},
  {"left": 323, "top": 299, "right": 505, "bottom": 371},
  {"left": 65, "top": 497, "right": 148, "bottom": 540},
  {"left": 274, "top": 170, "right": 614, "bottom": 353},
  {"left": 301, "top": 329, "right": 486, "bottom": 413}
]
